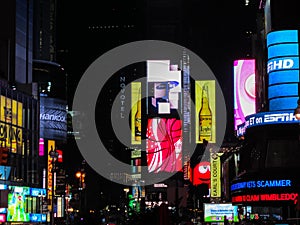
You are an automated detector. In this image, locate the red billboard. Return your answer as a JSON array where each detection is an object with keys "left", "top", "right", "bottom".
[{"left": 146, "top": 118, "right": 182, "bottom": 173}]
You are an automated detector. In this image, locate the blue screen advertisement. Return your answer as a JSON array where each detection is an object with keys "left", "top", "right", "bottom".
[
  {"left": 236, "top": 111, "right": 299, "bottom": 136},
  {"left": 267, "top": 30, "right": 299, "bottom": 111}
]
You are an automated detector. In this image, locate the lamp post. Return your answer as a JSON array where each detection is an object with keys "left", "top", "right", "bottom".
[{"left": 49, "top": 148, "right": 59, "bottom": 225}]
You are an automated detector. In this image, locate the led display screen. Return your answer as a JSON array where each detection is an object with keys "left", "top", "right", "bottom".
[
  {"left": 146, "top": 118, "right": 182, "bottom": 173},
  {"left": 0, "top": 166, "right": 11, "bottom": 180},
  {"left": 190, "top": 161, "right": 211, "bottom": 187},
  {"left": 233, "top": 59, "right": 256, "bottom": 131},
  {"left": 0, "top": 214, "right": 5, "bottom": 222},
  {"left": 236, "top": 111, "right": 298, "bottom": 137},
  {"left": 7, "top": 186, "right": 30, "bottom": 222},
  {"left": 30, "top": 213, "right": 42, "bottom": 222},
  {"left": 146, "top": 60, "right": 182, "bottom": 116},
  {"left": 0, "top": 95, "right": 23, "bottom": 153},
  {"left": 267, "top": 30, "right": 299, "bottom": 111},
  {"left": 30, "top": 188, "right": 46, "bottom": 197},
  {"left": 131, "top": 82, "right": 142, "bottom": 145},
  {"left": 204, "top": 203, "right": 239, "bottom": 222},
  {"left": 195, "top": 80, "right": 216, "bottom": 143}
]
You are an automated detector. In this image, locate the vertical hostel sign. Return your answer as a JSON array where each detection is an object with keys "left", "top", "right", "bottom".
[{"left": 267, "top": 30, "right": 299, "bottom": 111}]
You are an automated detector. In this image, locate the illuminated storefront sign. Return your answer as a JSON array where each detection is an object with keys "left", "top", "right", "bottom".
[
  {"left": 233, "top": 59, "right": 256, "bottom": 131},
  {"left": 231, "top": 179, "right": 292, "bottom": 191},
  {"left": 0, "top": 96, "right": 23, "bottom": 153},
  {"left": 267, "top": 30, "right": 299, "bottom": 111},
  {"left": 236, "top": 111, "right": 299, "bottom": 136},
  {"left": 232, "top": 193, "right": 298, "bottom": 204}
]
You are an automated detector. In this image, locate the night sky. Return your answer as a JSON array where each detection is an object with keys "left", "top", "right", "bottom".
[{"left": 56, "top": 0, "right": 258, "bottom": 209}]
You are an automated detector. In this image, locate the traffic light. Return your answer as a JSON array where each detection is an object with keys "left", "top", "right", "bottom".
[{"left": 0, "top": 147, "right": 9, "bottom": 165}]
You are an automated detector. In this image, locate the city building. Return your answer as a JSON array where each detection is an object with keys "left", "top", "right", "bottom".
[
  {"left": 230, "top": 0, "right": 300, "bottom": 222},
  {"left": 0, "top": 0, "right": 47, "bottom": 224}
]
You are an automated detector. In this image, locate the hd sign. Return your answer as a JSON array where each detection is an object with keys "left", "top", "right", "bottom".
[{"left": 267, "top": 30, "right": 299, "bottom": 111}]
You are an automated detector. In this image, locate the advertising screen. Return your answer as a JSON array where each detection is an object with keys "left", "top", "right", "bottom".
[
  {"left": 233, "top": 59, "right": 256, "bottom": 131},
  {"left": 267, "top": 30, "right": 299, "bottom": 111},
  {"left": 131, "top": 82, "right": 142, "bottom": 145},
  {"left": 0, "top": 166, "right": 11, "bottom": 180},
  {"left": 7, "top": 186, "right": 30, "bottom": 222},
  {"left": 0, "top": 95, "right": 23, "bottom": 153},
  {"left": 204, "top": 203, "right": 239, "bottom": 222},
  {"left": 146, "top": 60, "right": 182, "bottom": 116},
  {"left": 195, "top": 80, "right": 216, "bottom": 143},
  {"left": 40, "top": 97, "right": 67, "bottom": 140},
  {"left": 146, "top": 118, "right": 182, "bottom": 173},
  {"left": 190, "top": 161, "right": 211, "bottom": 187}
]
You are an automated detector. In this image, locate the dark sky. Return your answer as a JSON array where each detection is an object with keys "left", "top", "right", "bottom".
[{"left": 56, "top": 0, "right": 258, "bottom": 209}]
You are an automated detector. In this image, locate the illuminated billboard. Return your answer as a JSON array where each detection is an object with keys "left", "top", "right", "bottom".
[
  {"left": 267, "top": 30, "right": 299, "bottom": 111},
  {"left": 234, "top": 59, "right": 256, "bottom": 130},
  {"left": 0, "top": 96, "right": 23, "bottom": 153},
  {"left": 190, "top": 161, "right": 211, "bottom": 187},
  {"left": 40, "top": 97, "right": 67, "bottom": 140},
  {"left": 195, "top": 81, "right": 216, "bottom": 143},
  {"left": 146, "top": 60, "right": 182, "bottom": 115},
  {"left": 204, "top": 203, "right": 239, "bottom": 222},
  {"left": 146, "top": 118, "right": 182, "bottom": 173},
  {"left": 0, "top": 166, "right": 11, "bottom": 180},
  {"left": 131, "top": 82, "right": 142, "bottom": 145},
  {"left": 47, "top": 140, "right": 55, "bottom": 207},
  {"left": 7, "top": 186, "right": 30, "bottom": 222}
]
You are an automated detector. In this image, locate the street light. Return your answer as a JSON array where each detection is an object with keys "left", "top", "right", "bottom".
[
  {"left": 49, "top": 148, "right": 59, "bottom": 225},
  {"left": 76, "top": 160, "right": 86, "bottom": 216}
]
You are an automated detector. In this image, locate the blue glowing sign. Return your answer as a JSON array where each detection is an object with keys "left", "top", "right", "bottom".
[
  {"left": 236, "top": 111, "right": 299, "bottom": 136},
  {"left": 267, "top": 30, "right": 299, "bottom": 112},
  {"left": 30, "top": 214, "right": 42, "bottom": 222},
  {"left": 42, "top": 214, "right": 47, "bottom": 222},
  {"left": 30, "top": 188, "right": 46, "bottom": 197},
  {"left": 231, "top": 179, "right": 292, "bottom": 192},
  {"left": 0, "top": 166, "right": 11, "bottom": 180}
]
